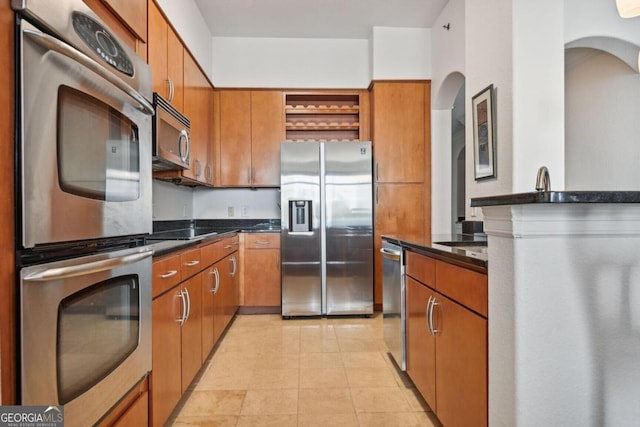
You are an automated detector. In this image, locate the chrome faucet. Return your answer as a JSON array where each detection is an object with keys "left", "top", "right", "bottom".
[{"left": 535, "top": 166, "right": 550, "bottom": 192}]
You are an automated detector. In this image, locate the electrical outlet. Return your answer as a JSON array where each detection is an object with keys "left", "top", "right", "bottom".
[
  {"left": 241, "top": 206, "right": 249, "bottom": 217},
  {"left": 227, "top": 206, "right": 235, "bottom": 217}
]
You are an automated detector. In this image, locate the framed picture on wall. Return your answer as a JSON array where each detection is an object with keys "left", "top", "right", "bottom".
[{"left": 472, "top": 84, "right": 496, "bottom": 180}]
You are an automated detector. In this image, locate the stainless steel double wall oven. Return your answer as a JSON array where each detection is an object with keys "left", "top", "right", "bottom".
[{"left": 14, "top": 0, "right": 153, "bottom": 425}]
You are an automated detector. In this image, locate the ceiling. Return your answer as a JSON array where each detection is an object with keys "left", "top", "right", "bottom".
[{"left": 194, "top": 0, "right": 450, "bottom": 39}]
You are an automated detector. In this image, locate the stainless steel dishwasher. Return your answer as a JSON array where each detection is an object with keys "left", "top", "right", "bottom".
[{"left": 381, "top": 239, "right": 406, "bottom": 371}]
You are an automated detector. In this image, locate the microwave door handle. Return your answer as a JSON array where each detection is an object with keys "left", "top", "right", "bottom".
[
  {"left": 23, "top": 249, "right": 154, "bottom": 281},
  {"left": 23, "top": 28, "right": 155, "bottom": 116},
  {"left": 178, "top": 130, "right": 190, "bottom": 163}
]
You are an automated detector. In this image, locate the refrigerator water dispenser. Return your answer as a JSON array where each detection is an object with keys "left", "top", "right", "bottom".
[{"left": 289, "top": 200, "right": 312, "bottom": 232}]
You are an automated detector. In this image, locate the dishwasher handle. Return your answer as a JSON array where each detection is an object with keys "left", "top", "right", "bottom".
[{"left": 380, "top": 247, "right": 401, "bottom": 261}]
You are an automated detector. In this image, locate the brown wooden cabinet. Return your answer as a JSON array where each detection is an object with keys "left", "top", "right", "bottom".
[
  {"left": 151, "top": 284, "right": 182, "bottom": 427},
  {"left": 180, "top": 274, "right": 203, "bottom": 393},
  {"left": 0, "top": 2, "right": 16, "bottom": 404},
  {"left": 217, "top": 90, "right": 284, "bottom": 187},
  {"left": 284, "top": 91, "right": 369, "bottom": 142},
  {"left": 370, "top": 81, "right": 428, "bottom": 183},
  {"left": 370, "top": 81, "right": 431, "bottom": 308},
  {"left": 182, "top": 53, "right": 213, "bottom": 185},
  {"left": 151, "top": 234, "right": 239, "bottom": 426},
  {"left": 405, "top": 250, "right": 488, "bottom": 427},
  {"left": 373, "top": 183, "right": 425, "bottom": 307},
  {"left": 83, "top": 0, "right": 146, "bottom": 58},
  {"left": 101, "top": 0, "right": 147, "bottom": 42},
  {"left": 147, "top": 0, "right": 183, "bottom": 111},
  {"left": 406, "top": 276, "right": 436, "bottom": 409},
  {"left": 243, "top": 233, "right": 281, "bottom": 309},
  {"left": 97, "top": 376, "right": 149, "bottom": 427}
]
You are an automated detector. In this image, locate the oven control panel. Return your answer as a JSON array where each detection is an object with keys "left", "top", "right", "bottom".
[{"left": 71, "top": 11, "right": 134, "bottom": 77}]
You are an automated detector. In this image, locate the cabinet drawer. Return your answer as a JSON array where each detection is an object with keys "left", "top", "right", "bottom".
[
  {"left": 180, "top": 247, "right": 202, "bottom": 279},
  {"left": 221, "top": 235, "right": 240, "bottom": 257},
  {"left": 436, "top": 261, "right": 487, "bottom": 317},
  {"left": 245, "top": 233, "right": 280, "bottom": 249},
  {"left": 152, "top": 254, "right": 182, "bottom": 297},
  {"left": 201, "top": 239, "right": 225, "bottom": 266},
  {"left": 405, "top": 251, "right": 435, "bottom": 287}
]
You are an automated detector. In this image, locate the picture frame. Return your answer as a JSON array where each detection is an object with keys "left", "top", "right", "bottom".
[{"left": 471, "top": 84, "right": 496, "bottom": 180}]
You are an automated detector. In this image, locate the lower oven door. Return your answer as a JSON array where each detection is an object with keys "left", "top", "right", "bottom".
[{"left": 20, "top": 247, "right": 153, "bottom": 427}]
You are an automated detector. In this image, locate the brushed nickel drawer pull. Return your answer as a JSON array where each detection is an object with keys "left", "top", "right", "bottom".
[{"left": 160, "top": 270, "right": 178, "bottom": 279}]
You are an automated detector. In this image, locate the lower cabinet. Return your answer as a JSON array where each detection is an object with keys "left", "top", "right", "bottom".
[
  {"left": 98, "top": 376, "right": 149, "bottom": 427},
  {"left": 405, "top": 251, "right": 488, "bottom": 427},
  {"left": 151, "top": 234, "right": 240, "bottom": 427},
  {"left": 180, "top": 274, "right": 203, "bottom": 393},
  {"left": 406, "top": 277, "right": 436, "bottom": 408},
  {"left": 243, "top": 233, "right": 281, "bottom": 308},
  {"left": 151, "top": 283, "right": 184, "bottom": 427}
]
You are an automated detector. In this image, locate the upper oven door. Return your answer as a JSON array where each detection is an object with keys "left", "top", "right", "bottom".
[{"left": 17, "top": 18, "right": 153, "bottom": 248}]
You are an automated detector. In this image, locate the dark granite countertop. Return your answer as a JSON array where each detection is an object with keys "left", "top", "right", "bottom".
[
  {"left": 147, "top": 219, "right": 281, "bottom": 257},
  {"left": 470, "top": 191, "right": 640, "bottom": 207},
  {"left": 148, "top": 230, "right": 239, "bottom": 257},
  {"left": 382, "top": 233, "right": 488, "bottom": 270}
]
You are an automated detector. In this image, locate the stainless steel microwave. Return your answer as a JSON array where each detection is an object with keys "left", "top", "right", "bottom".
[{"left": 152, "top": 93, "right": 191, "bottom": 170}]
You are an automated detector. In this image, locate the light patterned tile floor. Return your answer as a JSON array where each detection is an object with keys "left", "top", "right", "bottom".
[{"left": 170, "top": 314, "right": 441, "bottom": 427}]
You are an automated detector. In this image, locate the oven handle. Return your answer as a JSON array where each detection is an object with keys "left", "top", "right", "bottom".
[
  {"left": 23, "top": 249, "right": 154, "bottom": 281},
  {"left": 23, "top": 28, "right": 155, "bottom": 116}
]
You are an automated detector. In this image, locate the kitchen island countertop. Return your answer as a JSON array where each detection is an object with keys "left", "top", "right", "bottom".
[{"left": 382, "top": 233, "right": 488, "bottom": 270}]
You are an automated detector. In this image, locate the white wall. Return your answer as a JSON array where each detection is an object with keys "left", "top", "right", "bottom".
[
  {"left": 370, "top": 27, "right": 432, "bottom": 80},
  {"left": 193, "top": 188, "right": 280, "bottom": 219},
  {"left": 464, "top": 0, "right": 513, "bottom": 217},
  {"left": 211, "top": 37, "right": 370, "bottom": 88},
  {"left": 511, "top": 0, "right": 565, "bottom": 192},
  {"left": 565, "top": 0, "right": 640, "bottom": 47},
  {"left": 565, "top": 50, "right": 640, "bottom": 190},
  {"left": 156, "top": 0, "right": 213, "bottom": 80},
  {"left": 430, "top": 0, "right": 465, "bottom": 234},
  {"left": 152, "top": 180, "right": 194, "bottom": 220}
]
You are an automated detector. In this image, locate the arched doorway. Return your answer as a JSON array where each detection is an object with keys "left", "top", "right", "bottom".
[{"left": 433, "top": 72, "right": 466, "bottom": 235}]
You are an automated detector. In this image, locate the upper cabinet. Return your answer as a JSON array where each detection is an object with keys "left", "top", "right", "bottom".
[
  {"left": 101, "top": 0, "right": 147, "bottom": 42},
  {"left": 284, "top": 91, "right": 369, "bottom": 142},
  {"left": 371, "top": 81, "right": 429, "bottom": 183},
  {"left": 147, "top": 0, "right": 184, "bottom": 111},
  {"left": 181, "top": 53, "right": 213, "bottom": 185},
  {"left": 217, "top": 90, "right": 284, "bottom": 187},
  {"left": 148, "top": 1, "right": 213, "bottom": 186},
  {"left": 83, "top": 0, "right": 147, "bottom": 59}
]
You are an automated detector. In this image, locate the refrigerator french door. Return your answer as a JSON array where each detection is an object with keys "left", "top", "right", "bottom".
[{"left": 281, "top": 141, "right": 373, "bottom": 316}]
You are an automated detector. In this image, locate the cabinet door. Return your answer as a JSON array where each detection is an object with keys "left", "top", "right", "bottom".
[
  {"left": 180, "top": 275, "right": 203, "bottom": 393},
  {"left": 406, "top": 277, "right": 436, "bottom": 410},
  {"left": 151, "top": 288, "right": 182, "bottom": 427},
  {"left": 251, "top": 91, "right": 284, "bottom": 186},
  {"left": 371, "top": 82, "right": 427, "bottom": 183},
  {"left": 243, "top": 248, "right": 281, "bottom": 307},
  {"left": 201, "top": 266, "right": 217, "bottom": 362},
  {"left": 212, "top": 259, "right": 226, "bottom": 345},
  {"left": 111, "top": 391, "right": 148, "bottom": 427},
  {"left": 435, "top": 293, "right": 488, "bottom": 427},
  {"left": 227, "top": 253, "right": 240, "bottom": 318},
  {"left": 102, "top": 0, "right": 147, "bottom": 42},
  {"left": 147, "top": 0, "right": 168, "bottom": 100},
  {"left": 166, "top": 28, "right": 184, "bottom": 111},
  {"left": 220, "top": 90, "right": 252, "bottom": 186},
  {"left": 374, "top": 183, "right": 425, "bottom": 306},
  {"left": 183, "top": 53, "right": 210, "bottom": 184}
]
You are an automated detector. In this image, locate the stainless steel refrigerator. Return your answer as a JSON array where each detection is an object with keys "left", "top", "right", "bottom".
[{"left": 280, "top": 141, "right": 373, "bottom": 316}]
